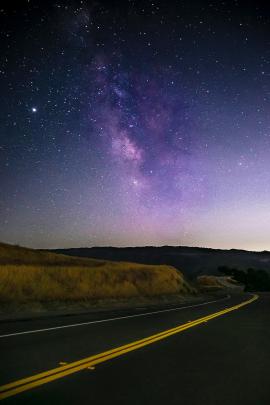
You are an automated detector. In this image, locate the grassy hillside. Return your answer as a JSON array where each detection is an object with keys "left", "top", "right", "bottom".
[
  {"left": 197, "top": 275, "right": 224, "bottom": 289},
  {"left": 0, "top": 243, "right": 106, "bottom": 267},
  {"left": 0, "top": 243, "right": 194, "bottom": 304},
  {"left": 197, "top": 275, "right": 243, "bottom": 291}
]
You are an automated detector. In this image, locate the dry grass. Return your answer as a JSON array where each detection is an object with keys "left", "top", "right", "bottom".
[
  {"left": 0, "top": 242, "right": 105, "bottom": 267},
  {"left": 197, "top": 275, "right": 223, "bottom": 289},
  {"left": 0, "top": 243, "right": 194, "bottom": 304}
]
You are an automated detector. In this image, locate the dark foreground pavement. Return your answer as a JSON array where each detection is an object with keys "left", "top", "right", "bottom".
[{"left": 0, "top": 293, "right": 269, "bottom": 404}]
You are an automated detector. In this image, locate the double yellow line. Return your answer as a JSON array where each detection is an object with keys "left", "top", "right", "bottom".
[{"left": 0, "top": 294, "right": 258, "bottom": 400}]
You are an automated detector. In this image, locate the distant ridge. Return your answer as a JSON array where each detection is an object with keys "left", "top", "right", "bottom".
[{"left": 51, "top": 245, "right": 270, "bottom": 278}]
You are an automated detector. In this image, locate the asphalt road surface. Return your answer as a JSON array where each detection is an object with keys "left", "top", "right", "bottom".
[{"left": 0, "top": 293, "right": 269, "bottom": 404}]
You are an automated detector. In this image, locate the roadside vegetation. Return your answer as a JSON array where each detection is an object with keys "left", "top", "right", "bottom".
[
  {"left": 218, "top": 266, "right": 270, "bottom": 291},
  {"left": 0, "top": 243, "right": 195, "bottom": 305}
]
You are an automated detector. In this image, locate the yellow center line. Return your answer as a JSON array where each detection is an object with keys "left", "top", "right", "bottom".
[{"left": 0, "top": 294, "right": 258, "bottom": 400}]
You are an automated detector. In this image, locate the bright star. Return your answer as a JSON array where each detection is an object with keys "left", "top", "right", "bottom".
[{"left": 31, "top": 107, "right": 37, "bottom": 113}]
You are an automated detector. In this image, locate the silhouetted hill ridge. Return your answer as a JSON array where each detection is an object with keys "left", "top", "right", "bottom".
[{"left": 51, "top": 246, "right": 270, "bottom": 278}]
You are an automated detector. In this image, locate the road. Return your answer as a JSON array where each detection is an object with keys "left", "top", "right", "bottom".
[{"left": 0, "top": 293, "right": 269, "bottom": 404}]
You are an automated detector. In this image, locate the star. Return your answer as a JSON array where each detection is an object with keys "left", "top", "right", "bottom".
[{"left": 31, "top": 107, "right": 37, "bottom": 113}]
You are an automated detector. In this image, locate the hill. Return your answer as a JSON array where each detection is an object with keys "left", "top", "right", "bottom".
[
  {"left": 51, "top": 246, "right": 270, "bottom": 278},
  {"left": 197, "top": 275, "right": 243, "bottom": 291},
  {"left": 0, "top": 243, "right": 194, "bottom": 307}
]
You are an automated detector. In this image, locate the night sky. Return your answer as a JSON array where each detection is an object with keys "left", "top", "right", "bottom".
[{"left": 1, "top": 1, "right": 270, "bottom": 250}]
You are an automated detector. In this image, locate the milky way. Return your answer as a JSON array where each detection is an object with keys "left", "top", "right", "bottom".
[{"left": 1, "top": 1, "right": 270, "bottom": 250}]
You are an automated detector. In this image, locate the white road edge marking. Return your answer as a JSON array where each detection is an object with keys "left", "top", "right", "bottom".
[{"left": 0, "top": 295, "right": 230, "bottom": 339}]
